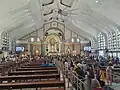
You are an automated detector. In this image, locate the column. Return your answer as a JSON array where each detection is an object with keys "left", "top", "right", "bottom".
[{"left": 28, "top": 42, "right": 31, "bottom": 55}]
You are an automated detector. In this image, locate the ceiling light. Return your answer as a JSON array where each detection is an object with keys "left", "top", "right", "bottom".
[
  {"left": 77, "top": 38, "right": 80, "bottom": 42},
  {"left": 24, "top": 9, "right": 29, "bottom": 12},
  {"left": 96, "top": 0, "right": 98, "bottom": 3},
  {"left": 37, "top": 38, "right": 40, "bottom": 42},
  {"left": 31, "top": 38, "right": 34, "bottom": 42},
  {"left": 71, "top": 38, "right": 74, "bottom": 42},
  {"left": 117, "top": 29, "right": 119, "bottom": 31}
]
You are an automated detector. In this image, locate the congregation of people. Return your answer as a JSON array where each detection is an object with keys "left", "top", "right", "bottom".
[
  {"left": 0, "top": 54, "right": 119, "bottom": 90},
  {"left": 55, "top": 55, "right": 119, "bottom": 90}
]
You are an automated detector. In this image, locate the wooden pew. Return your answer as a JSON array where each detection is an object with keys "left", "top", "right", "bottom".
[
  {"left": 26, "top": 64, "right": 43, "bottom": 66},
  {"left": 0, "top": 74, "right": 60, "bottom": 83},
  {"left": 8, "top": 69, "right": 58, "bottom": 76},
  {"left": 16, "top": 67, "right": 57, "bottom": 71},
  {"left": 21, "top": 65, "right": 55, "bottom": 68},
  {"left": 0, "top": 59, "right": 30, "bottom": 76},
  {"left": 40, "top": 88, "right": 64, "bottom": 90},
  {"left": 0, "top": 59, "right": 65, "bottom": 90},
  {"left": 0, "top": 80, "right": 65, "bottom": 90}
]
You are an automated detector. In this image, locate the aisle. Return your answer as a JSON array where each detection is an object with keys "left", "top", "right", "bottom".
[{"left": 60, "top": 70, "right": 75, "bottom": 90}]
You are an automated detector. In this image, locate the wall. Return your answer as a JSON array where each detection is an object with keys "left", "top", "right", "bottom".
[{"left": 14, "top": 21, "right": 88, "bottom": 55}]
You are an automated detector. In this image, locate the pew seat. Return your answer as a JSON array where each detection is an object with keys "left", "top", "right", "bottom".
[
  {"left": 17, "top": 67, "right": 57, "bottom": 71},
  {"left": 40, "top": 88, "right": 64, "bottom": 90},
  {"left": 8, "top": 69, "right": 58, "bottom": 75},
  {"left": 0, "top": 80, "right": 65, "bottom": 89},
  {"left": 0, "top": 74, "right": 60, "bottom": 83},
  {"left": 21, "top": 65, "right": 55, "bottom": 68}
]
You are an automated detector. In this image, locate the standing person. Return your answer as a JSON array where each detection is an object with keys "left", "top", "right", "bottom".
[
  {"left": 86, "top": 66, "right": 95, "bottom": 90},
  {"left": 106, "top": 65, "right": 112, "bottom": 85},
  {"left": 88, "top": 66, "right": 95, "bottom": 79},
  {"left": 75, "top": 64, "right": 85, "bottom": 90},
  {"left": 1, "top": 56, "right": 5, "bottom": 63},
  {"left": 99, "top": 69, "right": 105, "bottom": 87},
  {"left": 64, "top": 60, "right": 68, "bottom": 77},
  {"left": 81, "top": 61, "right": 87, "bottom": 73}
]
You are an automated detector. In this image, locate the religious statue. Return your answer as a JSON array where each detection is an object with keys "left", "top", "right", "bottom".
[{"left": 49, "top": 38, "right": 56, "bottom": 52}]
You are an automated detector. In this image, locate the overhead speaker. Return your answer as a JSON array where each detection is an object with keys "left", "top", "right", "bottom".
[
  {"left": 58, "top": 33, "right": 62, "bottom": 36},
  {"left": 46, "top": 49, "right": 48, "bottom": 51},
  {"left": 45, "top": 32, "right": 48, "bottom": 36}
]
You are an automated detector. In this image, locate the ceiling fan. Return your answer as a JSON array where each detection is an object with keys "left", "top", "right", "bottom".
[
  {"left": 52, "top": 1, "right": 79, "bottom": 22},
  {"left": 43, "top": 1, "right": 79, "bottom": 22}
]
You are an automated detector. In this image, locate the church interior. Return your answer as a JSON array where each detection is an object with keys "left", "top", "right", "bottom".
[{"left": 0, "top": 0, "right": 120, "bottom": 90}]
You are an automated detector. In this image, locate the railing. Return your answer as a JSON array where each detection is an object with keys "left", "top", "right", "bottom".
[
  {"left": 54, "top": 58, "right": 120, "bottom": 90},
  {"left": 53, "top": 59, "right": 90, "bottom": 90}
]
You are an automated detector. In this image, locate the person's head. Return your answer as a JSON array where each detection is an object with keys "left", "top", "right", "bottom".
[
  {"left": 75, "top": 61, "right": 78, "bottom": 65},
  {"left": 65, "top": 59, "right": 67, "bottom": 62}
]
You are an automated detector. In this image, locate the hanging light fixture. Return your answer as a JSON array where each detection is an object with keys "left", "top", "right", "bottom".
[
  {"left": 71, "top": 38, "right": 74, "bottom": 42},
  {"left": 64, "top": 37, "right": 80, "bottom": 43},
  {"left": 31, "top": 37, "right": 34, "bottom": 42},
  {"left": 30, "top": 37, "right": 40, "bottom": 42},
  {"left": 77, "top": 38, "right": 80, "bottom": 42},
  {"left": 37, "top": 38, "right": 40, "bottom": 42}
]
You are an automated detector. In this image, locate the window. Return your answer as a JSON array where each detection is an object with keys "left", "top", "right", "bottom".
[
  {"left": 112, "top": 32, "right": 117, "bottom": 51},
  {"left": 91, "top": 38, "right": 97, "bottom": 50},
  {"left": 1, "top": 33, "right": 9, "bottom": 50},
  {"left": 97, "top": 33, "right": 106, "bottom": 50},
  {"left": 108, "top": 31, "right": 117, "bottom": 51},
  {"left": 118, "top": 53, "right": 120, "bottom": 58},
  {"left": 117, "top": 29, "right": 120, "bottom": 49}
]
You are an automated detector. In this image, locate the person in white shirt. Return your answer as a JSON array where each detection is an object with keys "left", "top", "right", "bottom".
[
  {"left": 106, "top": 65, "right": 112, "bottom": 85},
  {"left": 64, "top": 60, "right": 68, "bottom": 76}
]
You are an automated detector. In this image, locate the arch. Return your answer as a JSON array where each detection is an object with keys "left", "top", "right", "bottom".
[
  {"left": 44, "top": 27, "right": 65, "bottom": 41},
  {"left": 44, "top": 33, "right": 62, "bottom": 41},
  {"left": 45, "top": 34, "right": 61, "bottom": 43},
  {"left": 44, "top": 34, "right": 62, "bottom": 55},
  {"left": 45, "top": 27, "right": 64, "bottom": 39}
]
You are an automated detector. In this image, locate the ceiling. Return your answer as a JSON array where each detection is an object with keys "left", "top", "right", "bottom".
[{"left": 0, "top": 0, "right": 120, "bottom": 41}]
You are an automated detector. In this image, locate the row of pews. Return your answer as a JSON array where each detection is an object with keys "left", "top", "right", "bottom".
[
  {"left": 0, "top": 59, "right": 30, "bottom": 76},
  {"left": 0, "top": 59, "right": 65, "bottom": 90}
]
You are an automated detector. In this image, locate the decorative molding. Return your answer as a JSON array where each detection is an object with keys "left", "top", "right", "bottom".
[
  {"left": 19, "top": 21, "right": 86, "bottom": 43},
  {"left": 19, "top": 27, "right": 43, "bottom": 40},
  {"left": 43, "top": 9, "right": 53, "bottom": 16},
  {"left": 60, "top": 0, "right": 71, "bottom": 7},
  {"left": 42, "top": 0, "right": 54, "bottom": 6}
]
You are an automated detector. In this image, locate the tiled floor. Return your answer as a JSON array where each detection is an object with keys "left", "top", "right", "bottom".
[{"left": 110, "top": 83, "right": 120, "bottom": 90}]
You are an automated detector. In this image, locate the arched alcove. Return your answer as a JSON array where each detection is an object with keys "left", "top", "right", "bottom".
[{"left": 44, "top": 34, "right": 62, "bottom": 55}]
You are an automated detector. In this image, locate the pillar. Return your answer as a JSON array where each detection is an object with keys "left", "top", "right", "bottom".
[{"left": 28, "top": 42, "right": 31, "bottom": 55}]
